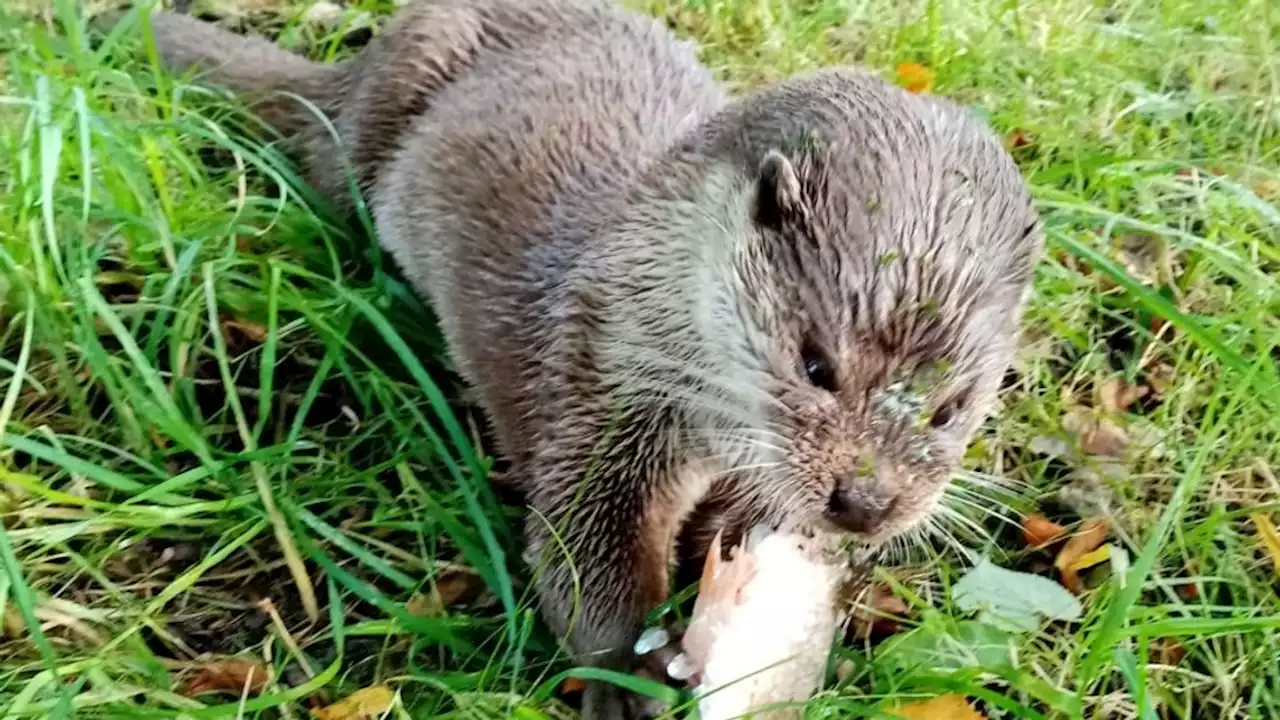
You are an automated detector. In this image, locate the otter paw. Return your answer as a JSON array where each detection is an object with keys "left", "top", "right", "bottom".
[
  {"left": 580, "top": 677, "right": 669, "bottom": 720},
  {"left": 625, "top": 667, "right": 677, "bottom": 718},
  {"left": 632, "top": 622, "right": 699, "bottom": 687}
]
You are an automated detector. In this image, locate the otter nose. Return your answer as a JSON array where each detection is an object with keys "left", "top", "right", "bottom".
[{"left": 826, "top": 481, "right": 895, "bottom": 536}]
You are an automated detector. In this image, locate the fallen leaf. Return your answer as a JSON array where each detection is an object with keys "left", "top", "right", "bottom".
[
  {"left": 182, "top": 659, "right": 270, "bottom": 697},
  {"left": 1055, "top": 519, "right": 1109, "bottom": 592},
  {"left": 1054, "top": 469, "right": 1118, "bottom": 522},
  {"left": 1252, "top": 178, "right": 1280, "bottom": 201},
  {"left": 1250, "top": 514, "right": 1280, "bottom": 576},
  {"left": 895, "top": 62, "right": 934, "bottom": 94},
  {"left": 1098, "top": 378, "right": 1148, "bottom": 414},
  {"left": 889, "top": 694, "right": 985, "bottom": 720},
  {"left": 878, "top": 620, "right": 1014, "bottom": 674},
  {"left": 953, "top": 556, "right": 1082, "bottom": 632},
  {"left": 311, "top": 685, "right": 396, "bottom": 720},
  {"left": 1066, "top": 544, "right": 1111, "bottom": 572},
  {"left": 220, "top": 317, "right": 268, "bottom": 344},
  {"left": 1005, "top": 128, "right": 1032, "bottom": 150},
  {"left": 2, "top": 607, "right": 24, "bottom": 638},
  {"left": 405, "top": 568, "right": 484, "bottom": 617},
  {"left": 1152, "top": 637, "right": 1186, "bottom": 665},
  {"left": 1021, "top": 513, "right": 1067, "bottom": 548},
  {"left": 1064, "top": 409, "right": 1129, "bottom": 458},
  {"left": 1176, "top": 582, "right": 1200, "bottom": 601},
  {"left": 1082, "top": 420, "right": 1128, "bottom": 457},
  {"left": 849, "top": 583, "right": 911, "bottom": 639}
]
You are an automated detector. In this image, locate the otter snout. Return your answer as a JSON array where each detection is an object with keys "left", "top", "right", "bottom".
[{"left": 826, "top": 475, "right": 897, "bottom": 536}]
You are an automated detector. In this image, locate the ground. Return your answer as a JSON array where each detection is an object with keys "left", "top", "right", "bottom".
[{"left": 0, "top": 0, "right": 1277, "bottom": 718}]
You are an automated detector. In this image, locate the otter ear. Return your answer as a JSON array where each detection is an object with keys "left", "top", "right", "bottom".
[{"left": 753, "top": 150, "right": 802, "bottom": 231}]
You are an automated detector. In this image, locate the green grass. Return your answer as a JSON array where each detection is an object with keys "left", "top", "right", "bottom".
[{"left": 1, "top": 0, "right": 1278, "bottom": 717}]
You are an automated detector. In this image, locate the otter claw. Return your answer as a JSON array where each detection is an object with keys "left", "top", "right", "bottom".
[
  {"left": 665, "top": 652, "right": 697, "bottom": 681},
  {"left": 633, "top": 626, "right": 670, "bottom": 655},
  {"left": 633, "top": 621, "right": 697, "bottom": 688}
]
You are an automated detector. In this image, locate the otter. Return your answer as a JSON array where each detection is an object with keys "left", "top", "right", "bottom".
[{"left": 113, "top": 0, "right": 1044, "bottom": 715}]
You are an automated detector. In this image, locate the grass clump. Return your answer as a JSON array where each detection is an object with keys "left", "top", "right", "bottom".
[{"left": 0, "top": 0, "right": 1277, "bottom": 718}]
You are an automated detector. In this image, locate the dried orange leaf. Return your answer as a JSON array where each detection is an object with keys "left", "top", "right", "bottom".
[
  {"left": 1250, "top": 514, "right": 1280, "bottom": 576},
  {"left": 560, "top": 676, "right": 587, "bottom": 694},
  {"left": 890, "top": 694, "right": 985, "bottom": 720},
  {"left": 895, "top": 62, "right": 934, "bottom": 94},
  {"left": 1021, "top": 513, "right": 1067, "bottom": 548},
  {"left": 1055, "top": 519, "right": 1109, "bottom": 592},
  {"left": 181, "top": 659, "right": 270, "bottom": 697},
  {"left": 310, "top": 685, "right": 396, "bottom": 720}
]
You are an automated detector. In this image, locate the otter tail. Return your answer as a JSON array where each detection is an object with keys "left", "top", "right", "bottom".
[{"left": 128, "top": 11, "right": 346, "bottom": 135}]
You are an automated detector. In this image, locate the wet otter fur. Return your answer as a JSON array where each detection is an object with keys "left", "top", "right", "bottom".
[{"left": 111, "top": 0, "right": 1044, "bottom": 715}]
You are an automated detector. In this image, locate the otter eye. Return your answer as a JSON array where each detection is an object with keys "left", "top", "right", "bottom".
[{"left": 801, "top": 345, "right": 837, "bottom": 392}]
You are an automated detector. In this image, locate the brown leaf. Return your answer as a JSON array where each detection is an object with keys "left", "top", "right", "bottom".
[
  {"left": 889, "top": 694, "right": 986, "bottom": 720},
  {"left": 560, "top": 677, "right": 587, "bottom": 695},
  {"left": 1021, "top": 513, "right": 1067, "bottom": 549},
  {"left": 1064, "top": 409, "right": 1129, "bottom": 458},
  {"left": 1005, "top": 128, "right": 1032, "bottom": 150},
  {"left": 220, "top": 318, "right": 268, "bottom": 344},
  {"left": 1083, "top": 420, "right": 1128, "bottom": 457},
  {"left": 895, "top": 62, "right": 934, "bottom": 94},
  {"left": 849, "top": 583, "right": 911, "bottom": 640},
  {"left": 182, "top": 659, "right": 270, "bottom": 697},
  {"left": 310, "top": 685, "right": 396, "bottom": 720},
  {"left": 1152, "top": 638, "right": 1186, "bottom": 665},
  {"left": 1054, "top": 519, "right": 1109, "bottom": 592},
  {"left": 1098, "top": 378, "right": 1148, "bottom": 414},
  {"left": 1176, "top": 581, "right": 1200, "bottom": 601},
  {"left": 405, "top": 568, "right": 484, "bottom": 617}
]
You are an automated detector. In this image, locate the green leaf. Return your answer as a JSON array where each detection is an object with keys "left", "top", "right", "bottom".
[
  {"left": 952, "top": 557, "right": 1082, "bottom": 632},
  {"left": 879, "top": 617, "right": 1016, "bottom": 675}
]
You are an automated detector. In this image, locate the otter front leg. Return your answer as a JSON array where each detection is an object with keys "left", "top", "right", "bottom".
[{"left": 523, "top": 426, "right": 699, "bottom": 717}]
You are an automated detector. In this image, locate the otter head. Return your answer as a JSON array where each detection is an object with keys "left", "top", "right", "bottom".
[{"left": 699, "top": 71, "right": 1043, "bottom": 545}]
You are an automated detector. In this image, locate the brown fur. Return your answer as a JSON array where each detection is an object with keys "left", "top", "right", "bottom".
[{"left": 110, "top": 1, "right": 1044, "bottom": 715}]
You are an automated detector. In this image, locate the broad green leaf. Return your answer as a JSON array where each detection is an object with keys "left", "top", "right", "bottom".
[
  {"left": 953, "top": 557, "right": 1082, "bottom": 632},
  {"left": 879, "top": 617, "right": 1015, "bottom": 675}
]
